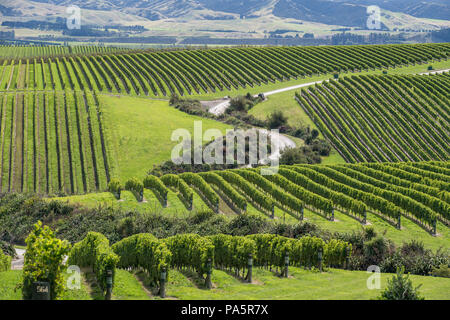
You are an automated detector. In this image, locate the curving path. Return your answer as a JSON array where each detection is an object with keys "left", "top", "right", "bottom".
[{"left": 207, "top": 80, "right": 325, "bottom": 116}]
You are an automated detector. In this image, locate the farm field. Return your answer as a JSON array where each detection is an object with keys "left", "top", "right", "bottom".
[
  {"left": 53, "top": 161, "right": 450, "bottom": 250},
  {"left": 98, "top": 95, "right": 232, "bottom": 181},
  {"left": 1, "top": 268, "right": 448, "bottom": 300},
  {"left": 247, "top": 59, "right": 450, "bottom": 126},
  {"left": 0, "top": 90, "right": 109, "bottom": 194},
  {"left": 297, "top": 73, "right": 450, "bottom": 163},
  {"left": 1, "top": 43, "right": 449, "bottom": 97},
  {"left": 0, "top": 42, "right": 449, "bottom": 302},
  {"left": 0, "top": 45, "right": 130, "bottom": 59}
]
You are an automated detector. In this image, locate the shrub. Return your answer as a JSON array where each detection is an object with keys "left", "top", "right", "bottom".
[
  {"left": 0, "top": 249, "right": 11, "bottom": 272},
  {"left": 209, "top": 234, "right": 256, "bottom": 275},
  {"left": 112, "top": 234, "right": 171, "bottom": 287},
  {"left": 164, "top": 234, "right": 214, "bottom": 276},
  {"left": 379, "top": 267, "right": 424, "bottom": 300},
  {"left": 68, "top": 232, "right": 119, "bottom": 294},
  {"left": 431, "top": 264, "right": 450, "bottom": 278},
  {"left": 363, "top": 236, "right": 390, "bottom": 266},
  {"left": 280, "top": 147, "right": 308, "bottom": 165},
  {"left": 267, "top": 111, "right": 288, "bottom": 129},
  {"left": 108, "top": 179, "right": 122, "bottom": 198},
  {"left": 0, "top": 240, "right": 16, "bottom": 258},
  {"left": 143, "top": 175, "right": 169, "bottom": 204},
  {"left": 22, "top": 221, "right": 71, "bottom": 300},
  {"left": 125, "top": 177, "right": 144, "bottom": 201},
  {"left": 380, "top": 241, "right": 448, "bottom": 276}
]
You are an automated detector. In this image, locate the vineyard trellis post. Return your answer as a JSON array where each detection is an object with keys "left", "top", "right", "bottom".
[
  {"left": 163, "top": 192, "right": 168, "bottom": 208},
  {"left": 105, "top": 269, "right": 113, "bottom": 300},
  {"left": 160, "top": 267, "right": 166, "bottom": 298},
  {"left": 345, "top": 246, "right": 351, "bottom": 270},
  {"left": 205, "top": 258, "right": 212, "bottom": 289},
  {"left": 318, "top": 248, "right": 323, "bottom": 272},
  {"left": 246, "top": 253, "right": 253, "bottom": 283},
  {"left": 284, "top": 252, "right": 289, "bottom": 278}
]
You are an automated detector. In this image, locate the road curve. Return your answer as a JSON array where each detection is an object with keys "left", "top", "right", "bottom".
[{"left": 208, "top": 79, "right": 325, "bottom": 116}]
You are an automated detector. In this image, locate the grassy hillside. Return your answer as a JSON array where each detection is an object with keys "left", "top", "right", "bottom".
[
  {"left": 297, "top": 73, "right": 450, "bottom": 163},
  {"left": 1, "top": 43, "right": 448, "bottom": 98},
  {"left": 52, "top": 161, "right": 450, "bottom": 251},
  {"left": 0, "top": 90, "right": 109, "bottom": 195},
  {"left": 99, "top": 95, "right": 232, "bottom": 181},
  {"left": 2, "top": 268, "right": 449, "bottom": 300},
  {"left": 248, "top": 59, "right": 450, "bottom": 125}
]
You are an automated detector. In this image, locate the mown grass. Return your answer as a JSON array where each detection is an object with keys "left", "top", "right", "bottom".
[
  {"left": 185, "top": 59, "right": 450, "bottom": 101},
  {"left": 165, "top": 267, "right": 450, "bottom": 300},
  {"left": 53, "top": 189, "right": 210, "bottom": 217},
  {"left": 99, "top": 95, "right": 232, "bottom": 182},
  {"left": 0, "top": 270, "right": 91, "bottom": 300},
  {"left": 2, "top": 267, "right": 448, "bottom": 300}
]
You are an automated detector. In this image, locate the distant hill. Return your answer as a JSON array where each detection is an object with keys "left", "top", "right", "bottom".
[
  {"left": 23, "top": 0, "right": 450, "bottom": 23},
  {"left": 2, "top": 0, "right": 449, "bottom": 41}
]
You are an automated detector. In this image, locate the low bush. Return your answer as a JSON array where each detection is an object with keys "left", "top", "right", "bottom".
[
  {"left": 379, "top": 267, "right": 424, "bottom": 300},
  {"left": 112, "top": 234, "right": 171, "bottom": 287},
  {"left": 68, "top": 232, "right": 119, "bottom": 294},
  {"left": 0, "top": 249, "right": 11, "bottom": 272},
  {"left": 108, "top": 179, "right": 122, "bottom": 198},
  {"left": 125, "top": 177, "right": 144, "bottom": 201},
  {"left": 22, "top": 222, "right": 71, "bottom": 300}
]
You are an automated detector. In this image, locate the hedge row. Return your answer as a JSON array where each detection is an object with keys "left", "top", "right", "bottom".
[
  {"left": 68, "top": 232, "right": 119, "bottom": 293},
  {"left": 112, "top": 234, "right": 171, "bottom": 287}
]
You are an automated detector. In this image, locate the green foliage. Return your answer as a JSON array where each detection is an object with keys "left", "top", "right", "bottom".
[
  {"left": 112, "top": 234, "right": 172, "bottom": 287},
  {"left": 124, "top": 177, "right": 144, "bottom": 201},
  {"left": 324, "top": 239, "right": 352, "bottom": 268},
  {"left": 431, "top": 264, "right": 450, "bottom": 278},
  {"left": 68, "top": 232, "right": 119, "bottom": 294},
  {"left": 290, "top": 236, "right": 325, "bottom": 268},
  {"left": 379, "top": 267, "right": 424, "bottom": 300},
  {"left": 248, "top": 234, "right": 292, "bottom": 269},
  {"left": 160, "top": 174, "right": 194, "bottom": 206},
  {"left": 199, "top": 172, "right": 247, "bottom": 212},
  {"left": 267, "top": 110, "right": 288, "bottom": 129},
  {"left": 143, "top": 175, "right": 169, "bottom": 201},
  {"left": 209, "top": 234, "right": 256, "bottom": 273},
  {"left": 164, "top": 234, "right": 214, "bottom": 276},
  {"left": 0, "top": 249, "right": 11, "bottom": 272},
  {"left": 180, "top": 172, "right": 219, "bottom": 210},
  {"left": 22, "top": 221, "right": 71, "bottom": 300},
  {"left": 363, "top": 236, "right": 391, "bottom": 266},
  {"left": 108, "top": 179, "right": 123, "bottom": 194}
]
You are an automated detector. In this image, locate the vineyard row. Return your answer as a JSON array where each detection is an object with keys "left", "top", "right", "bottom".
[{"left": 0, "top": 43, "right": 449, "bottom": 96}]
